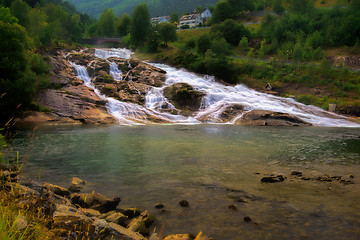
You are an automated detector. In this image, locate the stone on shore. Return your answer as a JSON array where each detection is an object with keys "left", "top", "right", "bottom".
[
  {"left": 69, "top": 177, "right": 86, "bottom": 193},
  {"left": 108, "top": 222, "right": 147, "bottom": 240},
  {"left": 127, "top": 210, "right": 156, "bottom": 236},
  {"left": 43, "top": 182, "right": 70, "bottom": 197},
  {"left": 164, "top": 234, "right": 193, "bottom": 240}
]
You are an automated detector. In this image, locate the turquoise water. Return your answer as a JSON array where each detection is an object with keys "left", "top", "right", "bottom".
[{"left": 9, "top": 125, "right": 360, "bottom": 239}]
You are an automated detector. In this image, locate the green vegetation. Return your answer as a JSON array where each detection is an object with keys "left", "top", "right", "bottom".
[{"left": 0, "top": 0, "right": 95, "bottom": 124}]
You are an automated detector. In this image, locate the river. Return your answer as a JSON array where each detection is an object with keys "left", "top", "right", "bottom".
[{"left": 11, "top": 124, "right": 360, "bottom": 239}]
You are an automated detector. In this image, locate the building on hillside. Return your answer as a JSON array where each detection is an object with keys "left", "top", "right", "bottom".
[
  {"left": 151, "top": 16, "right": 170, "bottom": 25},
  {"left": 179, "top": 14, "right": 203, "bottom": 28},
  {"left": 201, "top": 9, "right": 212, "bottom": 22}
]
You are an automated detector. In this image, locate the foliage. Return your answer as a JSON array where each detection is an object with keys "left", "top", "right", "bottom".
[
  {"left": 97, "top": 8, "right": 116, "bottom": 36},
  {"left": 157, "top": 22, "right": 177, "bottom": 47},
  {"left": 130, "top": 3, "right": 150, "bottom": 48},
  {"left": 170, "top": 12, "right": 179, "bottom": 23},
  {"left": 272, "top": 0, "right": 285, "bottom": 15},
  {"left": 197, "top": 34, "right": 211, "bottom": 55},
  {"left": 211, "top": 19, "right": 250, "bottom": 46},
  {"left": 116, "top": 13, "right": 130, "bottom": 36},
  {"left": 211, "top": 1, "right": 232, "bottom": 24}
]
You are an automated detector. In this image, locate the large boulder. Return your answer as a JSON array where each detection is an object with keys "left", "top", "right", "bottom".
[
  {"left": 70, "top": 192, "right": 121, "bottom": 213},
  {"left": 236, "top": 110, "right": 311, "bottom": 126},
  {"left": 163, "top": 83, "right": 205, "bottom": 113}
]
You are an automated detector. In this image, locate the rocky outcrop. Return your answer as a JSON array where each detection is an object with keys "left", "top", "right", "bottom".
[
  {"left": 15, "top": 48, "right": 168, "bottom": 125},
  {"left": 1, "top": 171, "right": 212, "bottom": 240},
  {"left": 236, "top": 110, "right": 312, "bottom": 126},
  {"left": 163, "top": 83, "right": 205, "bottom": 114}
]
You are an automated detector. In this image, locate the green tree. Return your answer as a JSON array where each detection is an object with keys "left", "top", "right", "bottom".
[
  {"left": 130, "top": 3, "right": 150, "bottom": 48},
  {"left": 0, "top": 21, "right": 34, "bottom": 121},
  {"left": 226, "top": 0, "right": 254, "bottom": 16},
  {"left": 10, "top": 0, "right": 30, "bottom": 27},
  {"left": 211, "top": 1, "right": 232, "bottom": 24},
  {"left": 238, "top": 36, "right": 248, "bottom": 52},
  {"left": 211, "top": 38, "right": 232, "bottom": 56},
  {"left": 97, "top": 8, "right": 116, "bottom": 36},
  {"left": 0, "top": 7, "right": 18, "bottom": 23},
  {"left": 288, "top": 0, "right": 314, "bottom": 13},
  {"left": 195, "top": 6, "right": 202, "bottom": 13},
  {"left": 116, "top": 13, "right": 130, "bottom": 36},
  {"left": 157, "top": 22, "right": 177, "bottom": 47},
  {"left": 170, "top": 12, "right": 178, "bottom": 23},
  {"left": 272, "top": 0, "right": 285, "bottom": 15},
  {"left": 197, "top": 34, "right": 211, "bottom": 55}
]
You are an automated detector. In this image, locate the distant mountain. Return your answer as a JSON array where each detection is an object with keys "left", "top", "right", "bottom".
[{"left": 67, "top": 0, "right": 218, "bottom": 18}]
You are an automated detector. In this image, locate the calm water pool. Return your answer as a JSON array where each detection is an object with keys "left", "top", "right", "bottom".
[{"left": 9, "top": 125, "right": 360, "bottom": 239}]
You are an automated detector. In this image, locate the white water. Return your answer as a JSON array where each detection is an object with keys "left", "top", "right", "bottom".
[{"left": 71, "top": 48, "right": 360, "bottom": 127}]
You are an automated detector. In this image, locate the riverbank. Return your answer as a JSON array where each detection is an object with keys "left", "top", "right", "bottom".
[{"left": 0, "top": 163, "right": 211, "bottom": 240}]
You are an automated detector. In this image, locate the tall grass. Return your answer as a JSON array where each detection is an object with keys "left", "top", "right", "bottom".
[{"left": 0, "top": 201, "right": 34, "bottom": 240}]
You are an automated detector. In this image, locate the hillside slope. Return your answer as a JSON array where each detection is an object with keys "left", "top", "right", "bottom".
[{"left": 67, "top": 0, "right": 218, "bottom": 17}]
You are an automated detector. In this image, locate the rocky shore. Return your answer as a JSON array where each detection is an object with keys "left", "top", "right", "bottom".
[{"left": 0, "top": 163, "right": 212, "bottom": 240}]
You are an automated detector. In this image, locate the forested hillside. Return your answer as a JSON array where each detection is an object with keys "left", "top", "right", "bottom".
[{"left": 67, "top": 0, "right": 218, "bottom": 17}]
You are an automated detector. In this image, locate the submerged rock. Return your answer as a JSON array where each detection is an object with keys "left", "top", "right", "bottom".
[
  {"left": 179, "top": 199, "right": 190, "bottom": 207},
  {"left": 236, "top": 110, "right": 311, "bottom": 126},
  {"left": 261, "top": 175, "right": 286, "bottom": 183}
]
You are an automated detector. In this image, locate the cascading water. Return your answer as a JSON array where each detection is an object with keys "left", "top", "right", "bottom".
[{"left": 71, "top": 48, "right": 359, "bottom": 127}]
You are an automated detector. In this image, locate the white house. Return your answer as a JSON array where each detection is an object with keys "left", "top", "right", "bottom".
[
  {"left": 179, "top": 14, "right": 203, "bottom": 28},
  {"left": 201, "top": 9, "right": 212, "bottom": 22}
]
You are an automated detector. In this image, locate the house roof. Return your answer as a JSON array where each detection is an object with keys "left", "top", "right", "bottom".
[{"left": 180, "top": 14, "right": 200, "bottom": 22}]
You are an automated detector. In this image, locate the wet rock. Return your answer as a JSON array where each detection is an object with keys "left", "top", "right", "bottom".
[
  {"left": 155, "top": 203, "right": 164, "bottom": 209},
  {"left": 43, "top": 183, "right": 69, "bottom": 197},
  {"left": 81, "top": 208, "right": 101, "bottom": 219},
  {"left": 228, "top": 205, "right": 238, "bottom": 210},
  {"left": 119, "top": 207, "right": 142, "bottom": 218},
  {"left": 69, "top": 177, "right": 86, "bottom": 193},
  {"left": 236, "top": 110, "right": 312, "bottom": 126},
  {"left": 70, "top": 193, "right": 94, "bottom": 208},
  {"left": 127, "top": 210, "right": 156, "bottom": 236},
  {"left": 53, "top": 204, "right": 86, "bottom": 219},
  {"left": 291, "top": 171, "right": 303, "bottom": 176},
  {"left": 108, "top": 222, "right": 147, "bottom": 240},
  {"left": 261, "top": 175, "right": 286, "bottom": 183},
  {"left": 15, "top": 216, "right": 28, "bottom": 230},
  {"left": 70, "top": 192, "right": 120, "bottom": 213},
  {"left": 103, "top": 211, "right": 127, "bottom": 225},
  {"left": 179, "top": 200, "right": 190, "bottom": 207},
  {"left": 92, "top": 219, "right": 110, "bottom": 236},
  {"left": 164, "top": 234, "right": 193, "bottom": 240},
  {"left": 244, "top": 216, "right": 252, "bottom": 222},
  {"left": 164, "top": 83, "right": 205, "bottom": 112},
  {"left": 52, "top": 215, "right": 94, "bottom": 234}
]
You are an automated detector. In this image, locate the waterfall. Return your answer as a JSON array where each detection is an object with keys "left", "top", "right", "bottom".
[
  {"left": 70, "top": 48, "right": 359, "bottom": 127},
  {"left": 109, "top": 62, "right": 122, "bottom": 81}
]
